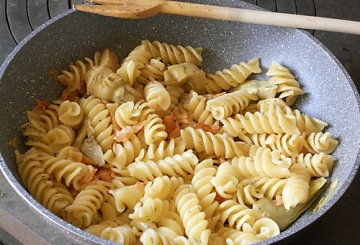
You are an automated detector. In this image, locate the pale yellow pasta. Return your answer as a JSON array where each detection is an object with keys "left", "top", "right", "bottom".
[
  {"left": 206, "top": 91, "right": 258, "bottom": 120},
  {"left": 205, "top": 57, "right": 262, "bottom": 93},
  {"left": 141, "top": 39, "right": 203, "bottom": 66},
  {"left": 58, "top": 100, "right": 84, "bottom": 128},
  {"left": 232, "top": 147, "right": 292, "bottom": 179},
  {"left": 266, "top": 61, "right": 303, "bottom": 105},
  {"left": 174, "top": 184, "right": 211, "bottom": 244},
  {"left": 16, "top": 42, "right": 340, "bottom": 245},
  {"left": 144, "top": 80, "right": 171, "bottom": 111},
  {"left": 239, "top": 133, "right": 305, "bottom": 157},
  {"left": 303, "top": 132, "right": 338, "bottom": 154},
  {"left": 282, "top": 164, "right": 311, "bottom": 210}
]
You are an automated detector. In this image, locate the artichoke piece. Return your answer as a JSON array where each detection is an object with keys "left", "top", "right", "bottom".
[
  {"left": 80, "top": 119, "right": 105, "bottom": 167},
  {"left": 99, "top": 48, "right": 120, "bottom": 72},
  {"left": 85, "top": 66, "right": 141, "bottom": 104},
  {"left": 253, "top": 177, "right": 327, "bottom": 230},
  {"left": 230, "top": 79, "right": 278, "bottom": 100},
  {"left": 164, "top": 63, "right": 209, "bottom": 94}
]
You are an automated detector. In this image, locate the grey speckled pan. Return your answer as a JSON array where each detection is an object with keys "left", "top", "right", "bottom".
[{"left": 1, "top": 0, "right": 360, "bottom": 244}]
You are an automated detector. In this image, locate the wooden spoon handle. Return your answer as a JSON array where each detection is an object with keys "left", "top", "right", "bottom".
[{"left": 161, "top": 1, "right": 360, "bottom": 35}]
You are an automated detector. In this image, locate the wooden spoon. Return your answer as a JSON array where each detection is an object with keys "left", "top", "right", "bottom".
[{"left": 74, "top": 0, "right": 360, "bottom": 35}]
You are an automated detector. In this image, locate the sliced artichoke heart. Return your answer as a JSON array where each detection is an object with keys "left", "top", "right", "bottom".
[{"left": 230, "top": 79, "right": 278, "bottom": 99}]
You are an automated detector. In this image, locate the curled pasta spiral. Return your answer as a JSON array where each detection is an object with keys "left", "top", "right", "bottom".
[
  {"left": 103, "top": 134, "right": 142, "bottom": 171},
  {"left": 129, "top": 197, "right": 170, "bottom": 223},
  {"left": 109, "top": 182, "right": 145, "bottom": 213},
  {"left": 46, "top": 124, "right": 75, "bottom": 154},
  {"left": 101, "top": 224, "right": 137, "bottom": 245},
  {"left": 282, "top": 164, "right": 311, "bottom": 210},
  {"left": 65, "top": 180, "right": 112, "bottom": 228},
  {"left": 137, "top": 58, "right": 167, "bottom": 84},
  {"left": 221, "top": 103, "right": 300, "bottom": 137},
  {"left": 20, "top": 119, "right": 54, "bottom": 155},
  {"left": 85, "top": 217, "right": 125, "bottom": 236},
  {"left": 80, "top": 95, "right": 114, "bottom": 151},
  {"left": 136, "top": 138, "right": 186, "bottom": 162},
  {"left": 191, "top": 159, "right": 219, "bottom": 228},
  {"left": 141, "top": 39, "right": 203, "bottom": 66},
  {"left": 205, "top": 57, "right": 262, "bottom": 93},
  {"left": 58, "top": 52, "right": 100, "bottom": 91},
  {"left": 128, "top": 150, "right": 198, "bottom": 182},
  {"left": 266, "top": 62, "right": 303, "bottom": 105},
  {"left": 144, "top": 176, "right": 184, "bottom": 199},
  {"left": 41, "top": 155, "right": 89, "bottom": 190},
  {"left": 239, "top": 133, "right": 305, "bottom": 157},
  {"left": 211, "top": 162, "right": 241, "bottom": 199},
  {"left": 140, "top": 228, "right": 177, "bottom": 245},
  {"left": 295, "top": 152, "right": 334, "bottom": 177},
  {"left": 303, "top": 132, "right": 338, "bottom": 154},
  {"left": 217, "top": 200, "right": 262, "bottom": 231},
  {"left": 58, "top": 100, "right": 84, "bottom": 128},
  {"left": 143, "top": 113, "right": 168, "bottom": 145},
  {"left": 232, "top": 147, "right": 292, "bottom": 178},
  {"left": 144, "top": 80, "right": 171, "bottom": 111},
  {"left": 252, "top": 217, "right": 280, "bottom": 241},
  {"left": 181, "top": 90, "right": 214, "bottom": 125},
  {"left": 158, "top": 210, "right": 185, "bottom": 237},
  {"left": 16, "top": 149, "right": 73, "bottom": 217},
  {"left": 38, "top": 104, "right": 60, "bottom": 131},
  {"left": 116, "top": 45, "right": 152, "bottom": 85},
  {"left": 206, "top": 91, "right": 258, "bottom": 120},
  {"left": 180, "top": 127, "right": 246, "bottom": 159},
  {"left": 217, "top": 227, "right": 262, "bottom": 245},
  {"left": 114, "top": 99, "right": 154, "bottom": 128},
  {"left": 174, "top": 184, "right": 211, "bottom": 244}
]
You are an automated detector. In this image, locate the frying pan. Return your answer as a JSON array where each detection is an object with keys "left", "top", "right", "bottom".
[{"left": 0, "top": 0, "right": 360, "bottom": 244}]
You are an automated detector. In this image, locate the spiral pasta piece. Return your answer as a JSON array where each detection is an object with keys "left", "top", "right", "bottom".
[
  {"left": 140, "top": 228, "right": 177, "bottom": 245},
  {"left": 144, "top": 80, "right": 171, "bottom": 111},
  {"left": 58, "top": 52, "right": 100, "bottom": 91},
  {"left": 206, "top": 91, "right": 258, "bottom": 120},
  {"left": 136, "top": 138, "right": 186, "bottom": 162},
  {"left": 217, "top": 200, "right": 262, "bottom": 231},
  {"left": 128, "top": 150, "right": 198, "bottom": 182},
  {"left": 295, "top": 152, "right": 334, "bottom": 177},
  {"left": 181, "top": 90, "right": 215, "bottom": 125},
  {"left": 174, "top": 184, "right": 211, "bottom": 244},
  {"left": 114, "top": 99, "right": 154, "bottom": 128},
  {"left": 137, "top": 58, "right": 167, "bottom": 84},
  {"left": 221, "top": 103, "right": 300, "bottom": 137},
  {"left": 144, "top": 176, "right": 184, "bottom": 200},
  {"left": 303, "top": 132, "right": 338, "bottom": 154},
  {"left": 46, "top": 124, "right": 75, "bottom": 154},
  {"left": 217, "top": 227, "right": 262, "bottom": 245},
  {"left": 58, "top": 100, "right": 84, "bottom": 128},
  {"left": 40, "top": 155, "right": 89, "bottom": 189},
  {"left": 130, "top": 197, "right": 170, "bottom": 223},
  {"left": 101, "top": 224, "right": 137, "bottom": 245},
  {"left": 103, "top": 134, "right": 143, "bottom": 171},
  {"left": 232, "top": 147, "right": 292, "bottom": 179},
  {"left": 191, "top": 159, "right": 219, "bottom": 228},
  {"left": 80, "top": 95, "right": 114, "bottom": 151},
  {"left": 37, "top": 104, "right": 60, "bottom": 132},
  {"left": 158, "top": 210, "right": 185, "bottom": 237},
  {"left": 266, "top": 61, "right": 304, "bottom": 105},
  {"left": 116, "top": 44, "right": 152, "bottom": 85},
  {"left": 85, "top": 217, "right": 125, "bottom": 237},
  {"left": 205, "top": 57, "right": 262, "bottom": 93},
  {"left": 109, "top": 182, "right": 145, "bottom": 213},
  {"left": 239, "top": 133, "right": 305, "bottom": 157},
  {"left": 16, "top": 149, "right": 73, "bottom": 217},
  {"left": 180, "top": 127, "right": 246, "bottom": 159},
  {"left": 282, "top": 164, "right": 311, "bottom": 210},
  {"left": 65, "top": 180, "right": 112, "bottom": 228},
  {"left": 211, "top": 162, "right": 242, "bottom": 199},
  {"left": 141, "top": 39, "right": 203, "bottom": 66}
]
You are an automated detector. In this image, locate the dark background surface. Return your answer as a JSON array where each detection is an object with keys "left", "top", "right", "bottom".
[{"left": 0, "top": 0, "right": 359, "bottom": 244}]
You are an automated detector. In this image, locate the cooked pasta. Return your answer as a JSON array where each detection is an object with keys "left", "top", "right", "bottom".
[{"left": 15, "top": 41, "right": 339, "bottom": 245}]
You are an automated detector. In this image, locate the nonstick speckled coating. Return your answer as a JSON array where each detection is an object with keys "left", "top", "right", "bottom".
[{"left": 1, "top": 0, "right": 360, "bottom": 244}]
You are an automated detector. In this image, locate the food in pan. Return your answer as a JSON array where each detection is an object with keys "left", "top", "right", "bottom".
[{"left": 15, "top": 40, "right": 338, "bottom": 245}]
